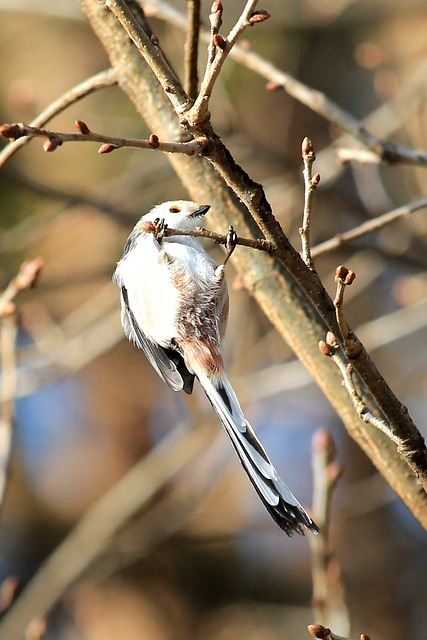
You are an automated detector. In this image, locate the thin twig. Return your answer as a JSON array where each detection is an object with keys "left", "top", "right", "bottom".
[
  {"left": 0, "top": 259, "right": 43, "bottom": 511},
  {"left": 319, "top": 335, "right": 402, "bottom": 447},
  {"left": 308, "top": 623, "right": 371, "bottom": 640},
  {"left": 0, "top": 313, "right": 17, "bottom": 508},
  {"left": 187, "top": 0, "right": 269, "bottom": 126},
  {"left": 334, "top": 356, "right": 402, "bottom": 446},
  {"left": 139, "top": 220, "right": 274, "bottom": 253},
  {"left": 300, "top": 137, "right": 319, "bottom": 270},
  {"left": 0, "top": 122, "right": 207, "bottom": 156},
  {"left": 101, "top": 0, "right": 191, "bottom": 114},
  {"left": 311, "top": 196, "right": 427, "bottom": 258},
  {"left": 333, "top": 266, "right": 359, "bottom": 358},
  {"left": 0, "top": 68, "right": 117, "bottom": 170},
  {"left": 310, "top": 429, "right": 347, "bottom": 631},
  {"left": 207, "top": 1, "right": 223, "bottom": 64},
  {"left": 0, "top": 259, "right": 44, "bottom": 318},
  {"left": 184, "top": 0, "right": 201, "bottom": 100}
]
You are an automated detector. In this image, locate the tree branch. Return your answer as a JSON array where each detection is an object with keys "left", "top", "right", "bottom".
[
  {"left": 184, "top": 0, "right": 201, "bottom": 99},
  {"left": 0, "top": 68, "right": 117, "bottom": 170},
  {"left": 0, "top": 121, "right": 207, "bottom": 155},
  {"left": 311, "top": 196, "right": 427, "bottom": 258},
  {"left": 186, "top": 1, "right": 268, "bottom": 126},
  {"left": 100, "top": 0, "right": 191, "bottom": 114}
]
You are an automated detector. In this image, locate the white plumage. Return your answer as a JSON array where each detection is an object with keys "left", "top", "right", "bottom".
[{"left": 114, "top": 200, "right": 318, "bottom": 536}]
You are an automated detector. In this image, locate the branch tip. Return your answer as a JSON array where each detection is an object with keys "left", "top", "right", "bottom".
[
  {"left": 302, "top": 136, "right": 314, "bottom": 155},
  {"left": 210, "top": 1, "right": 223, "bottom": 15},
  {"left": 266, "top": 81, "right": 282, "bottom": 91},
  {"left": 0, "top": 123, "right": 27, "bottom": 140},
  {"left": 75, "top": 119, "right": 90, "bottom": 134},
  {"left": 98, "top": 143, "right": 118, "bottom": 154},
  {"left": 335, "top": 264, "right": 349, "bottom": 281},
  {"left": 0, "top": 302, "right": 16, "bottom": 319},
  {"left": 319, "top": 340, "right": 335, "bottom": 357},
  {"left": 0, "top": 576, "right": 19, "bottom": 613},
  {"left": 212, "top": 34, "right": 226, "bottom": 50},
  {"left": 25, "top": 615, "right": 46, "bottom": 640},
  {"left": 326, "top": 331, "right": 339, "bottom": 348},
  {"left": 43, "top": 137, "right": 62, "bottom": 152},
  {"left": 312, "top": 428, "right": 337, "bottom": 462},
  {"left": 18, "top": 258, "right": 44, "bottom": 289},
  {"left": 308, "top": 624, "right": 331, "bottom": 639},
  {"left": 149, "top": 133, "right": 160, "bottom": 148},
  {"left": 248, "top": 10, "right": 271, "bottom": 25}
]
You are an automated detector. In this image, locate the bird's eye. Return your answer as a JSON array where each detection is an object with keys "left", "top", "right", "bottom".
[{"left": 169, "top": 205, "right": 181, "bottom": 213}]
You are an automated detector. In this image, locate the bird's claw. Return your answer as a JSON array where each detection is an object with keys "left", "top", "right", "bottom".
[
  {"left": 223, "top": 225, "right": 237, "bottom": 267},
  {"left": 153, "top": 217, "right": 168, "bottom": 243}
]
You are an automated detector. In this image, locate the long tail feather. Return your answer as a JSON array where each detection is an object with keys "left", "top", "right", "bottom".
[{"left": 197, "top": 373, "right": 319, "bottom": 536}]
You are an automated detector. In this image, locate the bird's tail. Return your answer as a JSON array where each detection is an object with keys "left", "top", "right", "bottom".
[{"left": 197, "top": 372, "right": 319, "bottom": 536}]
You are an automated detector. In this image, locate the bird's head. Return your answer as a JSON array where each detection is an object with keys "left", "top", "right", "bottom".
[{"left": 140, "top": 200, "right": 210, "bottom": 231}]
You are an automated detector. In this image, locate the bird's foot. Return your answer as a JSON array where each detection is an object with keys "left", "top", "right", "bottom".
[{"left": 152, "top": 217, "right": 168, "bottom": 243}]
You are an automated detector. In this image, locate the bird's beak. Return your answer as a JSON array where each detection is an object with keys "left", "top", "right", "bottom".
[{"left": 190, "top": 204, "right": 210, "bottom": 218}]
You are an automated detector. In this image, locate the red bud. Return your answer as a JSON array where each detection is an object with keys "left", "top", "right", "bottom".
[{"left": 98, "top": 143, "right": 118, "bottom": 154}]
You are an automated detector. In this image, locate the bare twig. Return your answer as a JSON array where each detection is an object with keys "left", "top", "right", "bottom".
[
  {"left": 139, "top": 219, "right": 274, "bottom": 253},
  {"left": 0, "top": 259, "right": 43, "bottom": 510},
  {"left": 310, "top": 429, "right": 348, "bottom": 632},
  {"left": 0, "top": 122, "right": 207, "bottom": 156},
  {"left": 184, "top": 0, "right": 201, "bottom": 99},
  {"left": 207, "top": 1, "right": 223, "bottom": 64},
  {"left": 308, "top": 623, "right": 371, "bottom": 640},
  {"left": 0, "top": 259, "right": 43, "bottom": 318},
  {"left": 311, "top": 196, "right": 427, "bottom": 258},
  {"left": 0, "top": 312, "right": 18, "bottom": 508},
  {"left": 333, "top": 266, "right": 359, "bottom": 358},
  {"left": 300, "top": 137, "right": 320, "bottom": 270},
  {"left": 101, "top": 0, "right": 191, "bottom": 114},
  {"left": 186, "top": 1, "right": 270, "bottom": 126},
  {"left": 0, "top": 423, "right": 213, "bottom": 640},
  {"left": 0, "top": 69, "right": 117, "bottom": 170},
  {"left": 319, "top": 334, "right": 402, "bottom": 448}
]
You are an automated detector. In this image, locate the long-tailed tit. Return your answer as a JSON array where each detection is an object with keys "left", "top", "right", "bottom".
[{"left": 114, "top": 200, "right": 318, "bottom": 536}]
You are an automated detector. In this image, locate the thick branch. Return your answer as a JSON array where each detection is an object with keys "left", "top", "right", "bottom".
[{"left": 74, "top": 0, "right": 427, "bottom": 524}]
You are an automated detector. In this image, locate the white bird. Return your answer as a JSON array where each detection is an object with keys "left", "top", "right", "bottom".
[{"left": 113, "top": 200, "right": 318, "bottom": 536}]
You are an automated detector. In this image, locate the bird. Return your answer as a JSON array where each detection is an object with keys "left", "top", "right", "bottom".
[{"left": 113, "top": 200, "right": 319, "bottom": 536}]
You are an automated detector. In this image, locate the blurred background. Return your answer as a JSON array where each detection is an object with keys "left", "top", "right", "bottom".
[{"left": 0, "top": 0, "right": 427, "bottom": 638}]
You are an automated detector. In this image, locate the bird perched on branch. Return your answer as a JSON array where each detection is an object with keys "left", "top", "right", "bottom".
[{"left": 114, "top": 200, "right": 318, "bottom": 536}]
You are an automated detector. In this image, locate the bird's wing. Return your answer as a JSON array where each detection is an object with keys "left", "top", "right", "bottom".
[{"left": 120, "top": 285, "right": 193, "bottom": 393}]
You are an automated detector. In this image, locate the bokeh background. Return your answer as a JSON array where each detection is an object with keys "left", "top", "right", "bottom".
[{"left": 0, "top": 0, "right": 427, "bottom": 638}]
